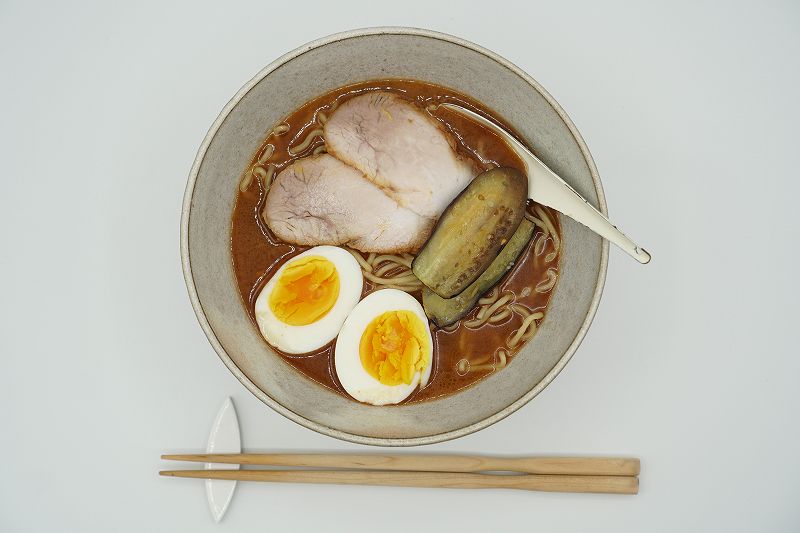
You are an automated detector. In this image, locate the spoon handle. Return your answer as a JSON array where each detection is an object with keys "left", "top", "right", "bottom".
[
  {"left": 522, "top": 148, "right": 651, "bottom": 264},
  {"left": 439, "top": 104, "right": 650, "bottom": 264}
]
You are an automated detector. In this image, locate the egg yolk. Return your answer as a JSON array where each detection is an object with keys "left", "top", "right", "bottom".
[
  {"left": 269, "top": 256, "right": 340, "bottom": 326},
  {"left": 359, "top": 310, "right": 430, "bottom": 386}
]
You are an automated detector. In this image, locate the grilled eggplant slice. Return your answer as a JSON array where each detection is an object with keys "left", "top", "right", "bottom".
[
  {"left": 422, "top": 218, "right": 535, "bottom": 327},
  {"left": 412, "top": 167, "right": 527, "bottom": 298}
]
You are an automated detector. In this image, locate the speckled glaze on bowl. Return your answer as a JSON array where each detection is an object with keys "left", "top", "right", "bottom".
[{"left": 181, "top": 27, "right": 608, "bottom": 446}]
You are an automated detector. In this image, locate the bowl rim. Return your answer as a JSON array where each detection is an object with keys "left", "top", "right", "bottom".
[{"left": 181, "top": 26, "right": 609, "bottom": 446}]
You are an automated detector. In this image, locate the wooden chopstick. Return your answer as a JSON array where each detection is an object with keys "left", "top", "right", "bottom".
[
  {"left": 159, "top": 469, "right": 638, "bottom": 495},
  {"left": 161, "top": 454, "right": 639, "bottom": 477}
]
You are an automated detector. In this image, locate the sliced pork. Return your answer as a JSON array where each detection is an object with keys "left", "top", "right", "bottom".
[
  {"left": 323, "top": 91, "right": 477, "bottom": 218},
  {"left": 263, "top": 154, "right": 433, "bottom": 253}
]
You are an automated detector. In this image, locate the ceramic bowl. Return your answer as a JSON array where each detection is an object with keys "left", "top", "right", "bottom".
[{"left": 181, "top": 27, "right": 608, "bottom": 446}]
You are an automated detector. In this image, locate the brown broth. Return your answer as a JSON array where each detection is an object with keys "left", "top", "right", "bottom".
[{"left": 230, "top": 79, "right": 561, "bottom": 404}]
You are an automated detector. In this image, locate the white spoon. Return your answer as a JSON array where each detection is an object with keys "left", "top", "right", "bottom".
[{"left": 440, "top": 103, "right": 651, "bottom": 264}]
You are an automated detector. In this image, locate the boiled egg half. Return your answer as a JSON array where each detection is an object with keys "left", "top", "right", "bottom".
[
  {"left": 255, "top": 246, "right": 363, "bottom": 354},
  {"left": 335, "top": 289, "right": 433, "bottom": 405}
]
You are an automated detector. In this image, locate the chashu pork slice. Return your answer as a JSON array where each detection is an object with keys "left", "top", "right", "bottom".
[
  {"left": 263, "top": 154, "right": 433, "bottom": 253},
  {"left": 323, "top": 91, "right": 477, "bottom": 219}
]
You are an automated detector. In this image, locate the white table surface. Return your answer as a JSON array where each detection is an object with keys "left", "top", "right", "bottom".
[{"left": 2, "top": 1, "right": 798, "bottom": 531}]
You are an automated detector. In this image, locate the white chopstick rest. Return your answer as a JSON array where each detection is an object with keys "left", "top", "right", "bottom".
[{"left": 205, "top": 397, "right": 240, "bottom": 523}]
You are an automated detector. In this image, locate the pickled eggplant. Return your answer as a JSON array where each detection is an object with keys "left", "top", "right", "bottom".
[
  {"left": 412, "top": 167, "right": 528, "bottom": 298},
  {"left": 422, "top": 218, "right": 535, "bottom": 327}
]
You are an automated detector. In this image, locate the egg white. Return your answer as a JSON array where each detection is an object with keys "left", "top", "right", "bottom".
[
  {"left": 254, "top": 246, "right": 363, "bottom": 354},
  {"left": 334, "top": 289, "right": 433, "bottom": 405}
]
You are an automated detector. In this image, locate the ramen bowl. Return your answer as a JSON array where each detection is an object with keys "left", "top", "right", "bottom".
[{"left": 181, "top": 27, "right": 608, "bottom": 446}]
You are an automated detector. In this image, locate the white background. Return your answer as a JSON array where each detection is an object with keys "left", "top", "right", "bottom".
[{"left": 1, "top": 1, "right": 798, "bottom": 531}]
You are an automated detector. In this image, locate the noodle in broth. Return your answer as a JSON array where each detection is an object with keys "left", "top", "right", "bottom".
[{"left": 230, "top": 79, "right": 562, "bottom": 403}]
